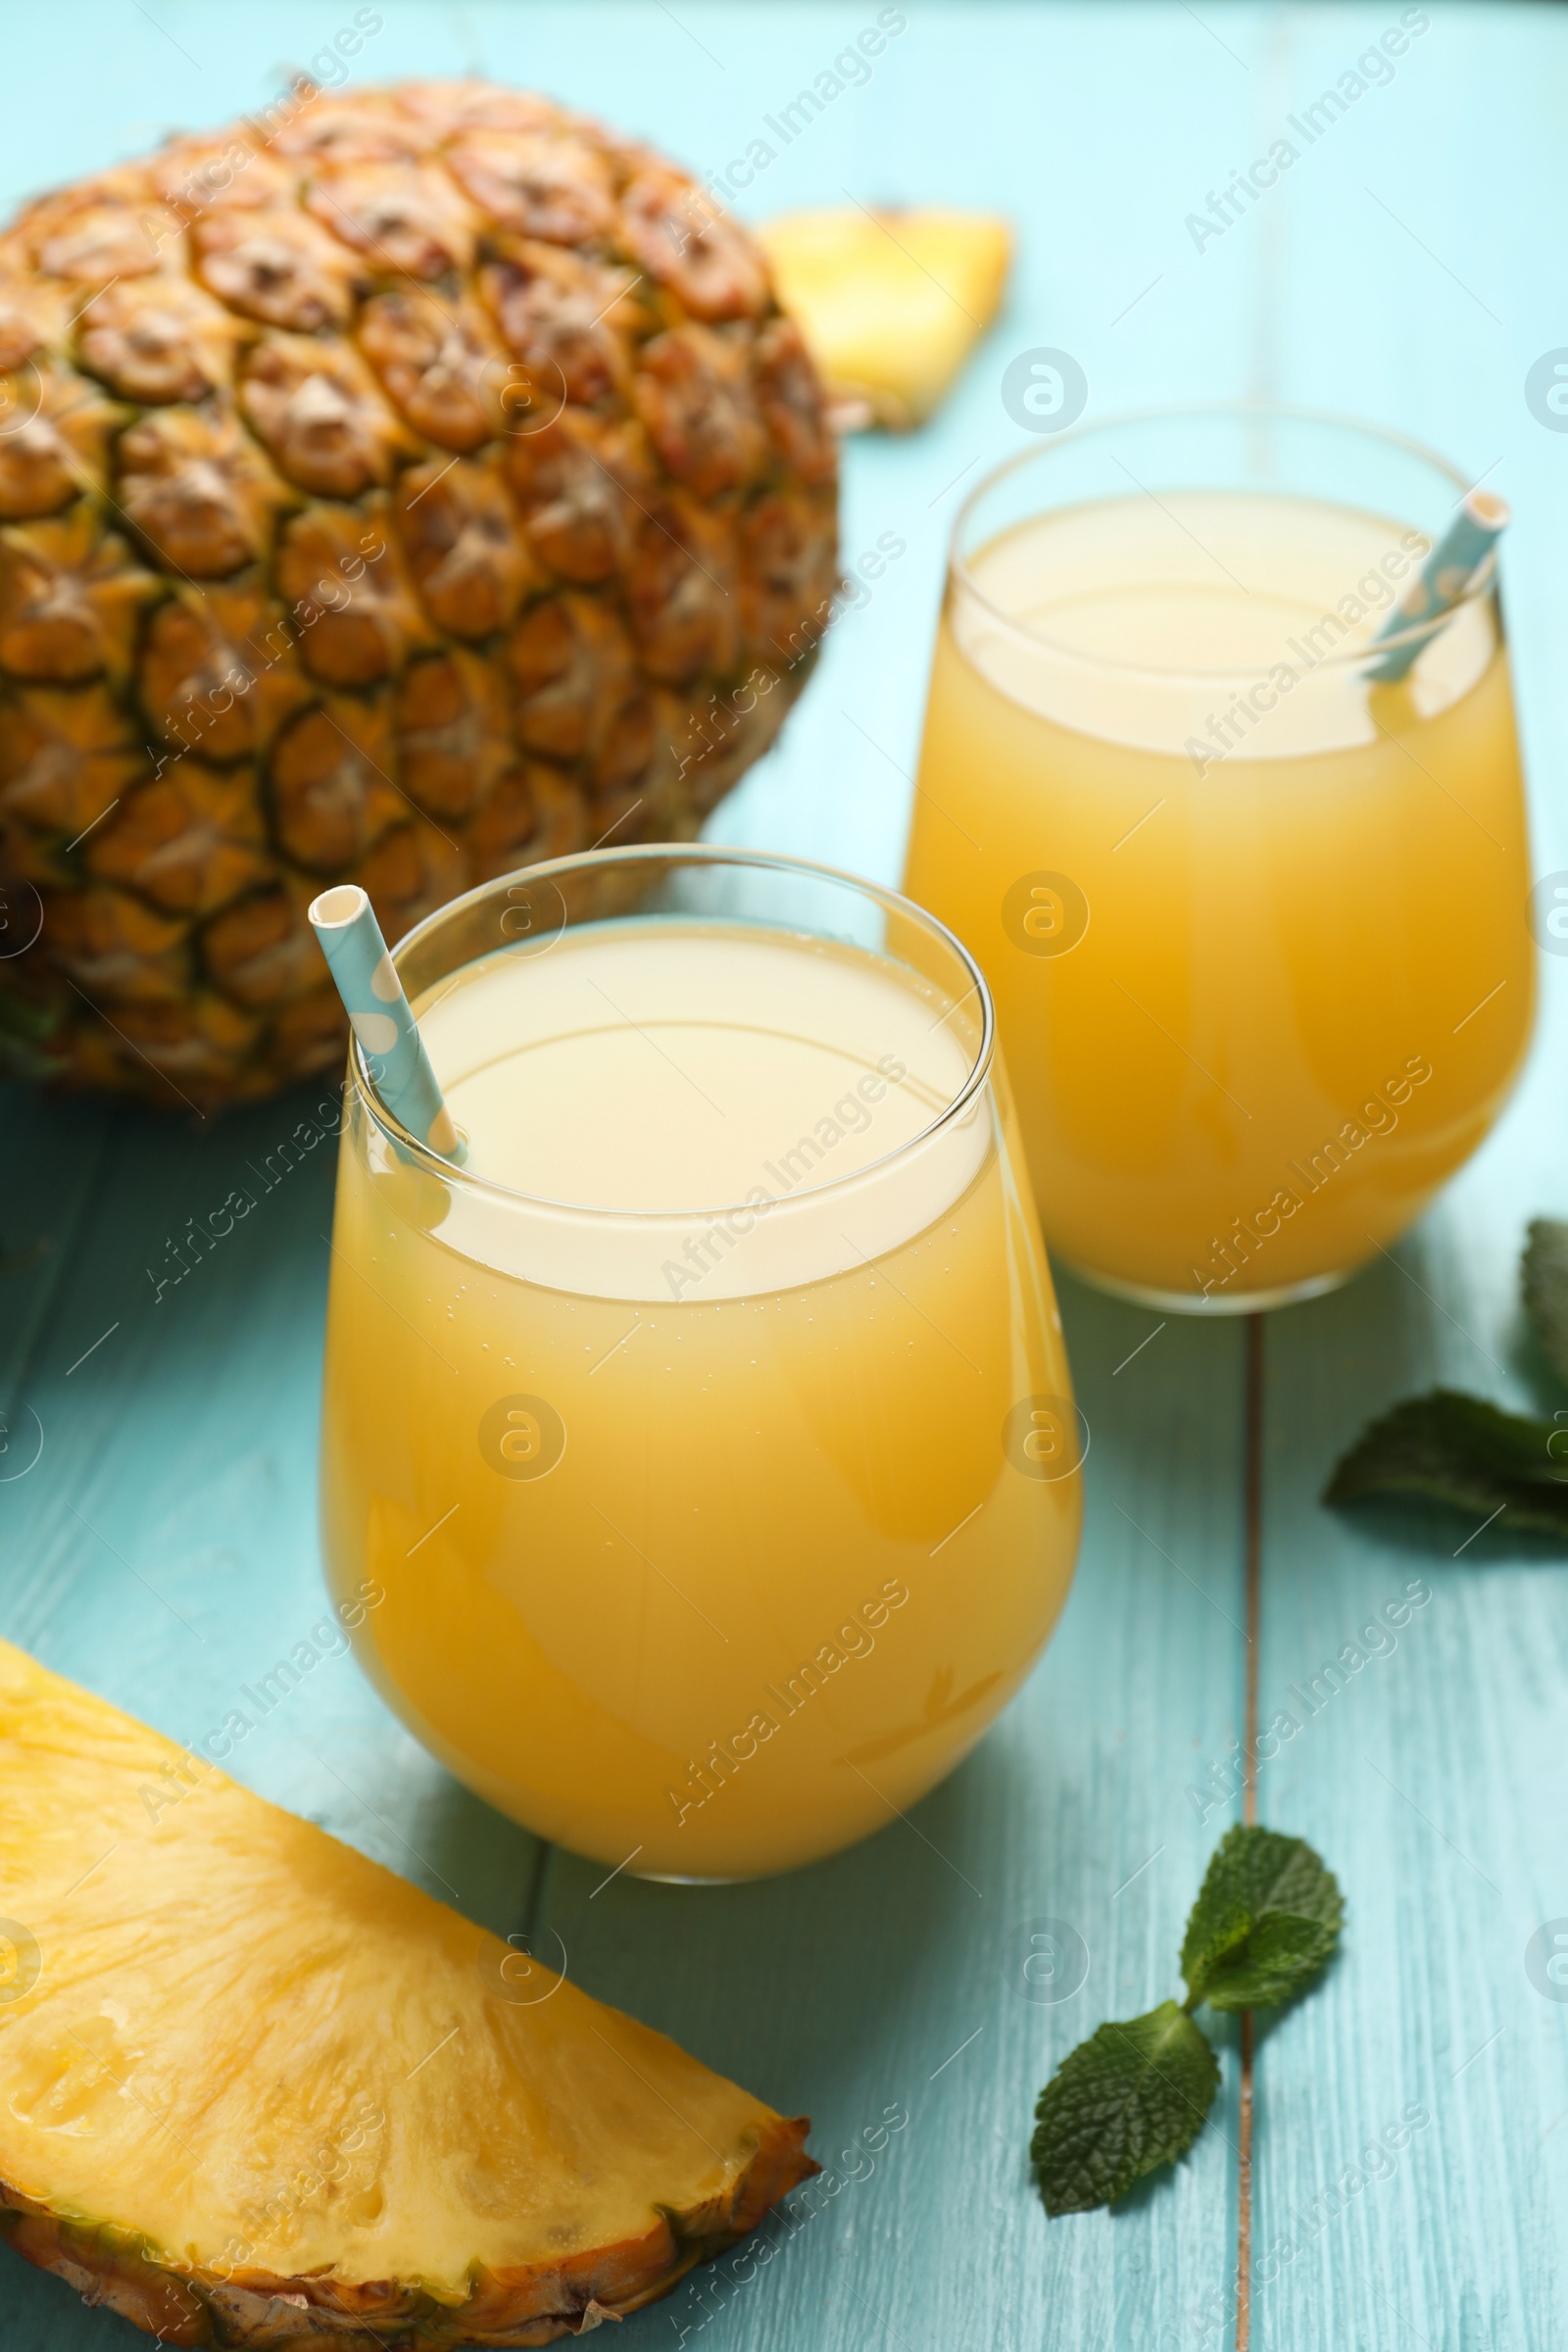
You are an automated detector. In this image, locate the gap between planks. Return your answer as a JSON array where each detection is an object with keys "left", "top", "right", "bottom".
[{"left": 1236, "top": 1313, "right": 1264, "bottom": 2352}]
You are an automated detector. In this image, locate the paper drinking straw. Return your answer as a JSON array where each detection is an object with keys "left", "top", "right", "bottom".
[
  {"left": 308, "top": 885, "right": 466, "bottom": 1163},
  {"left": 1367, "top": 486, "right": 1508, "bottom": 684}
]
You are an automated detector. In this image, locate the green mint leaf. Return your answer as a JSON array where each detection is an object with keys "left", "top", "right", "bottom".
[
  {"left": 1030, "top": 2000, "right": 1219, "bottom": 2215},
  {"left": 1523, "top": 1219, "right": 1568, "bottom": 1385},
  {"left": 1181, "top": 1825, "right": 1343, "bottom": 2011},
  {"left": 1322, "top": 1388, "right": 1568, "bottom": 1540}
]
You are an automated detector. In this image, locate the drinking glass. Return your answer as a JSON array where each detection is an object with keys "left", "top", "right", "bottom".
[
  {"left": 319, "top": 846, "right": 1081, "bottom": 1880},
  {"left": 903, "top": 404, "right": 1535, "bottom": 1311}
]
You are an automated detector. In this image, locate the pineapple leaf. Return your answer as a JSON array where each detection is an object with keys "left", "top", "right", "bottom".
[
  {"left": 1323, "top": 1388, "right": 1568, "bottom": 1540},
  {"left": 1523, "top": 1219, "right": 1568, "bottom": 1385},
  {"left": 1180, "top": 1826, "right": 1343, "bottom": 2012},
  {"left": 1030, "top": 2001, "right": 1219, "bottom": 2216}
]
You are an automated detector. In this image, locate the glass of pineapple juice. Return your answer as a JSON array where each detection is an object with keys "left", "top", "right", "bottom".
[
  {"left": 319, "top": 846, "right": 1081, "bottom": 1880},
  {"left": 903, "top": 405, "right": 1535, "bottom": 1311}
]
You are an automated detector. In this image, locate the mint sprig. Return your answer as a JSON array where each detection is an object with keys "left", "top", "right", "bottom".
[{"left": 1031, "top": 1827, "right": 1343, "bottom": 2217}]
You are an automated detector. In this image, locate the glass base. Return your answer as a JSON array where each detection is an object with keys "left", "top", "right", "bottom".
[
  {"left": 1060, "top": 1258, "right": 1354, "bottom": 1317},
  {"left": 632, "top": 1869, "right": 769, "bottom": 1886}
]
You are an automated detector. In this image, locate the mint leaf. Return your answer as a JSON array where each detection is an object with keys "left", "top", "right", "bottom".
[
  {"left": 1181, "top": 1825, "right": 1343, "bottom": 2011},
  {"left": 1523, "top": 1219, "right": 1568, "bottom": 1385},
  {"left": 1030, "top": 2001, "right": 1219, "bottom": 2215},
  {"left": 1323, "top": 1389, "right": 1568, "bottom": 1540}
]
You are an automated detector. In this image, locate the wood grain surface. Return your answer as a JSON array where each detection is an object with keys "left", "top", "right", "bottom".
[{"left": 1, "top": 6, "right": 1563, "bottom": 2348}]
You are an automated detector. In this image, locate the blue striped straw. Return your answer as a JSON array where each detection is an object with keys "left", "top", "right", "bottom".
[
  {"left": 1368, "top": 486, "right": 1508, "bottom": 684},
  {"left": 308, "top": 885, "right": 466, "bottom": 1163}
]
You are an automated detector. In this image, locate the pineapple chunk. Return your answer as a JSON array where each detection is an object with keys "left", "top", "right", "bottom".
[
  {"left": 757, "top": 207, "right": 1012, "bottom": 430},
  {"left": 0, "top": 1640, "right": 814, "bottom": 2345}
]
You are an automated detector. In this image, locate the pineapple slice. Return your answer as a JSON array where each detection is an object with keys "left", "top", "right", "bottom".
[
  {"left": 0, "top": 1640, "right": 814, "bottom": 2344},
  {"left": 757, "top": 207, "right": 1012, "bottom": 430}
]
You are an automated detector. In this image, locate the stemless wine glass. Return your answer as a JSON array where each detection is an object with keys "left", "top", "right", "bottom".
[
  {"left": 903, "top": 404, "right": 1536, "bottom": 1311},
  {"left": 319, "top": 846, "right": 1082, "bottom": 1880}
]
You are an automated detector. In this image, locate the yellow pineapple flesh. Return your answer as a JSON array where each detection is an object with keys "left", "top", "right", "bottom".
[
  {"left": 0, "top": 80, "right": 839, "bottom": 1106},
  {"left": 0, "top": 1638, "right": 814, "bottom": 2344},
  {"left": 755, "top": 207, "right": 1012, "bottom": 430}
]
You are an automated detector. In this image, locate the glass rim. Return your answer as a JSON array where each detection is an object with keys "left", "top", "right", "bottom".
[
  {"left": 949, "top": 397, "right": 1499, "bottom": 685},
  {"left": 350, "top": 842, "right": 997, "bottom": 1220}
]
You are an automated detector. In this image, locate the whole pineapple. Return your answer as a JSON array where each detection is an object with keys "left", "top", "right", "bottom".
[{"left": 0, "top": 79, "right": 838, "bottom": 1107}]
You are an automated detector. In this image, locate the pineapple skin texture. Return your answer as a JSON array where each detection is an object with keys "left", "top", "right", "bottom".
[
  {"left": 0, "top": 79, "right": 839, "bottom": 1107},
  {"left": 0, "top": 1636, "right": 816, "bottom": 2345}
]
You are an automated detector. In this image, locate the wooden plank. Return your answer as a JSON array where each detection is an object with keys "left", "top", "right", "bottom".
[
  {"left": 497, "top": 1, "right": 1266, "bottom": 2342},
  {"left": 1250, "top": 1197, "right": 1568, "bottom": 2351},
  {"left": 0, "top": 0, "right": 1264, "bottom": 2322},
  {"left": 1223, "top": 4, "right": 1568, "bottom": 2347},
  {"left": 532, "top": 1286, "right": 1249, "bottom": 2352},
  {"left": 0, "top": 3, "right": 1249, "bottom": 2345}
]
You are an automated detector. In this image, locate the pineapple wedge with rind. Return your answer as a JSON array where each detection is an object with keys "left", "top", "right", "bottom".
[
  {"left": 0, "top": 1639, "right": 815, "bottom": 2344},
  {"left": 756, "top": 207, "right": 1012, "bottom": 430}
]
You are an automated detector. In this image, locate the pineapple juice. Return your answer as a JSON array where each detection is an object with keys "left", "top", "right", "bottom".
[
  {"left": 320, "top": 914, "right": 1080, "bottom": 1878},
  {"left": 905, "top": 490, "right": 1534, "bottom": 1307}
]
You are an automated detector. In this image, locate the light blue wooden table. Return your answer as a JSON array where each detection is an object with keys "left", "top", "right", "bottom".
[{"left": 2, "top": 5, "right": 1564, "bottom": 2346}]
